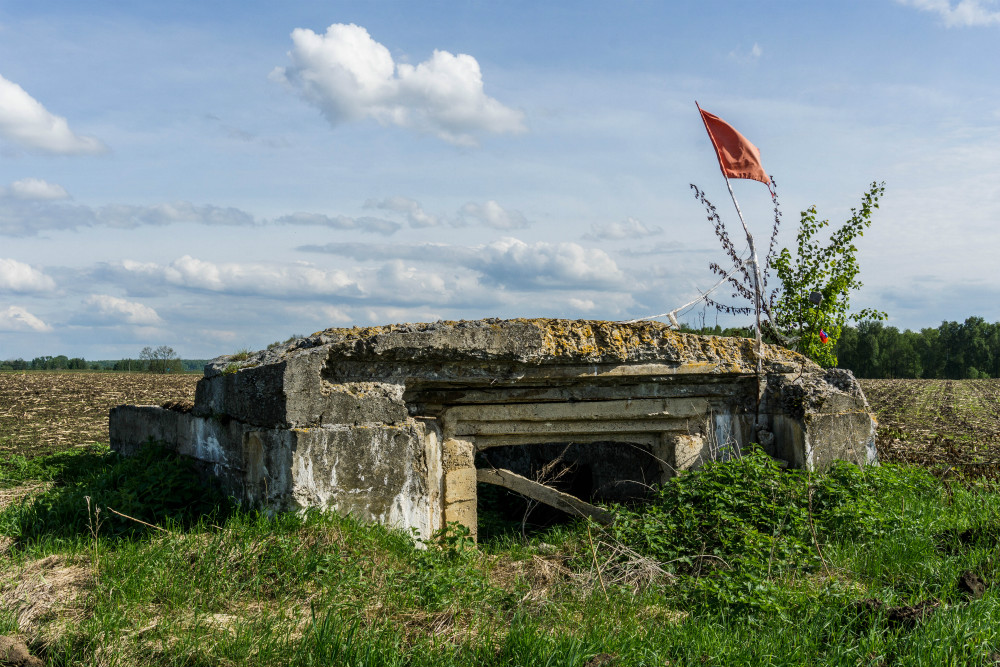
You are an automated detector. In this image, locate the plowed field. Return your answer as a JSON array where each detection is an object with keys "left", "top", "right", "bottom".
[
  {"left": 860, "top": 378, "right": 1000, "bottom": 477},
  {"left": 0, "top": 371, "right": 199, "bottom": 458}
]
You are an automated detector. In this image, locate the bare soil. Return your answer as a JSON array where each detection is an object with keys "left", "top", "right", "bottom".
[
  {"left": 860, "top": 378, "right": 1000, "bottom": 477},
  {"left": 0, "top": 371, "right": 199, "bottom": 458}
]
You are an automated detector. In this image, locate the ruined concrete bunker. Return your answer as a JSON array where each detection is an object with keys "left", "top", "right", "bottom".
[{"left": 110, "top": 319, "right": 877, "bottom": 540}]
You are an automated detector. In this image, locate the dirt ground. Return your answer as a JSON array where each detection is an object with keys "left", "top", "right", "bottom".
[
  {"left": 859, "top": 378, "right": 1000, "bottom": 477},
  {"left": 0, "top": 371, "right": 199, "bottom": 459}
]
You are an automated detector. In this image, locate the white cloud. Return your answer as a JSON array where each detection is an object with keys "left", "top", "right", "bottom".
[
  {"left": 4, "top": 178, "right": 69, "bottom": 200},
  {"left": 895, "top": 0, "right": 1000, "bottom": 26},
  {"left": 272, "top": 23, "right": 525, "bottom": 146},
  {"left": 0, "top": 305, "right": 51, "bottom": 332},
  {"left": 472, "top": 237, "right": 627, "bottom": 289},
  {"left": 585, "top": 217, "right": 662, "bottom": 241},
  {"left": 96, "top": 201, "right": 256, "bottom": 228},
  {"left": 199, "top": 328, "right": 240, "bottom": 342},
  {"left": 364, "top": 196, "right": 441, "bottom": 228},
  {"left": 111, "top": 256, "right": 363, "bottom": 299},
  {"left": 458, "top": 200, "right": 529, "bottom": 229},
  {"left": 302, "top": 237, "right": 628, "bottom": 290},
  {"left": 0, "top": 196, "right": 411, "bottom": 237},
  {"left": 364, "top": 196, "right": 531, "bottom": 229},
  {"left": 84, "top": 294, "right": 163, "bottom": 326},
  {"left": 275, "top": 212, "right": 401, "bottom": 235},
  {"left": 0, "top": 73, "right": 107, "bottom": 155},
  {"left": 0, "top": 258, "right": 56, "bottom": 293}
]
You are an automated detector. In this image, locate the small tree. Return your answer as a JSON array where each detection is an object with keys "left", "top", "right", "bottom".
[
  {"left": 770, "top": 181, "right": 887, "bottom": 366},
  {"left": 139, "top": 345, "right": 181, "bottom": 374},
  {"left": 691, "top": 180, "right": 887, "bottom": 367}
]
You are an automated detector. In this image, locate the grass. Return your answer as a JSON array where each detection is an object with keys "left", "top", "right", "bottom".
[{"left": 4, "top": 445, "right": 1000, "bottom": 665}]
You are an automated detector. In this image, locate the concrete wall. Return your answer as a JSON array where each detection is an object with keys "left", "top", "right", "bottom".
[{"left": 109, "top": 319, "right": 878, "bottom": 539}]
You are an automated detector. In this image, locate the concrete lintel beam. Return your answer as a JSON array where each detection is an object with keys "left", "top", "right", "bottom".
[
  {"left": 445, "top": 398, "right": 710, "bottom": 423},
  {"left": 453, "top": 418, "right": 700, "bottom": 437},
  {"left": 472, "top": 432, "right": 663, "bottom": 449}
]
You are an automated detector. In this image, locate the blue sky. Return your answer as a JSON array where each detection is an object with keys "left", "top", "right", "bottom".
[{"left": 1, "top": 0, "right": 999, "bottom": 360}]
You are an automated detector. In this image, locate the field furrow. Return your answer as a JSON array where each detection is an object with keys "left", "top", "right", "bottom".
[
  {"left": 860, "top": 378, "right": 1000, "bottom": 477},
  {"left": 0, "top": 371, "right": 199, "bottom": 458}
]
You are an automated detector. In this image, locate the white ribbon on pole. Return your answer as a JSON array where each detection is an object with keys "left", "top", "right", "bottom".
[{"left": 623, "top": 258, "right": 754, "bottom": 327}]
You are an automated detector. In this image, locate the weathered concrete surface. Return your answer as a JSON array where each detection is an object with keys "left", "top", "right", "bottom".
[{"left": 110, "top": 318, "right": 877, "bottom": 539}]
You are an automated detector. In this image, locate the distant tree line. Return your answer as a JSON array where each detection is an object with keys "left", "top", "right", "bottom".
[
  {"left": 0, "top": 355, "right": 93, "bottom": 371},
  {"left": 836, "top": 317, "right": 1000, "bottom": 379},
  {"left": 681, "top": 316, "right": 1000, "bottom": 379},
  {"left": 1, "top": 346, "right": 209, "bottom": 373}
]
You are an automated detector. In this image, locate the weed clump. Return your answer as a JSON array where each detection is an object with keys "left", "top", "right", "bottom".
[{"left": 603, "top": 449, "right": 945, "bottom": 615}]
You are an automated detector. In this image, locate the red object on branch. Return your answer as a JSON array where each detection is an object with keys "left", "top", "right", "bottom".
[{"left": 697, "top": 105, "right": 771, "bottom": 187}]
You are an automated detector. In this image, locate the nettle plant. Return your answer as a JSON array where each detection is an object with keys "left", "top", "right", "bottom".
[{"left": 692, "top": 180, "right": 887, "bottom": 367}]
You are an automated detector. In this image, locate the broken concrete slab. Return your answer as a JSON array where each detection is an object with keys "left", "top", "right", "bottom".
[{"left": 110, "top": 318, "right": 877, "bottom": 540}]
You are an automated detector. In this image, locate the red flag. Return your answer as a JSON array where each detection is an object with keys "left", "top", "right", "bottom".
[{"left": 698, "top": 105, "right": 771, "bottom": 186}]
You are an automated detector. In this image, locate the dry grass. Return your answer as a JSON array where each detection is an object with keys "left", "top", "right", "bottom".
[
  {"left": 0, "top": 371, "right": 199, "bottom": 458},
  {"left": 0, "top": 554, "right": 91, "bottom": 640},
  {"left": 0, "top": 482, "right": 51, "bottom": 512}
]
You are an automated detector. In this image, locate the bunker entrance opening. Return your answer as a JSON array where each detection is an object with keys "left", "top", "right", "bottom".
[{"left": 473, "top": 440, "right": 663, "bottom": 534}]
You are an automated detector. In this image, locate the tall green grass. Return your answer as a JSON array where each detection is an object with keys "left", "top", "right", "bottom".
[{"left": 3, "top": 446, "right": 1000, "bottom": 665}]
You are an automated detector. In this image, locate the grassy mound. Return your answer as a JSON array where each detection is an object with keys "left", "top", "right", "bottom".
[{"left": 3, "top": 446, "right": 1000, "bottom": 665}]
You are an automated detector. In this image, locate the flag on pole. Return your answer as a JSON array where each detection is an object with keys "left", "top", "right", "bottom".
[{"left": 697, "top": 106, "right": 771, "bottom": 187}]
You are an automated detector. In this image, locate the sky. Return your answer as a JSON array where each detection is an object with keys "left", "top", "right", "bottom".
[{"left": 1, "top": 0, "right": 999, "bottom": 360}]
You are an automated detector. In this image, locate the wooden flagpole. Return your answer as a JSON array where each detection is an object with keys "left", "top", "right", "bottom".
[
  {"left": 696, "top": 102, "right": 764, "bottom": 370},
  {"left": 696, "top": 102, "right": 765, "bottom": 423}
]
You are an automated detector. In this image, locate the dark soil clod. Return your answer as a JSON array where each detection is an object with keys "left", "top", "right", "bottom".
[
  {"left": 959, "top": 570, "right": 987, "bottom": 599},
  {"left": 851, "top": 597, "right": 941, "bottom": 627},
  {"left": 0, "top": 636, "right": 43, "bottom": 667}
]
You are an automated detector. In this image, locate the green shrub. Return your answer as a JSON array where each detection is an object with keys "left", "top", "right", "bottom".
[{"left": 609, "top": 448, "right": 815, "bottom": 574}]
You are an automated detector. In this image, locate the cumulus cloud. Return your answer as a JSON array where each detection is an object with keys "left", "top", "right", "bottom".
[
  {"left": 0, "top": 258, "right": 57, "bottom": 293},
  {"left": 275, "top": 212, "right": 401, "bottom": 235},
  {"left": 98, "top": 254, "right": 501, "bottom": 311},
  {"left": 0, "top": 305, "right": 51, "bottom": 332},
  {"left": 301, "top": 237, "right": 627, "bottom": 290},
  {"left": 470, "top": 237, "right": 626, "bottom": 289},
  {"left": 584, "top": 217, "right": 662, "bottom": 241},
  {"left": 3, "top": 178, "right": 69, "bottom": 200},
  {"left": 272, "top": 23, "right": 525, "bottom": 146},
  {"left": 0, "top": 73, "right": 107, "bottom": 155},
  {"left": 108, "top": 256, "right": 364, "bottom": 299},
  {"left": 84, "top": 294, "right": 163, "bottom": 326},
  {"left": 458, "top": 200, "right": 529, "bottom": 229},
  {"left": 896, "top": 0, "right": 1000, "bottom": 26}
]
